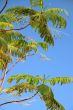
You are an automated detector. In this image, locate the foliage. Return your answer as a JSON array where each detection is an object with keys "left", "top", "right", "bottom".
[
  {"left": 3, "top": 74, "right": 73, "bottom": 110},
  {"left": 0, "top": 22, "right": 13, "bottom": 29},
  {"left": 4, "top": 82, "right": 36, "bottom": 95},
  {"left": 0, "top": 0, "right": 72, "bottom": 110},
  {"left": 0, "top": 26, "right": 49, "bottom": 70},
  {"left": 38, "top": 84, "right": 65, "bottom": 110},
  {"left": 46, "top": 77, "right": 73, "bottom": 85},
  {"left": 5, "top": 6, "right": 67, "bottom": 44}
]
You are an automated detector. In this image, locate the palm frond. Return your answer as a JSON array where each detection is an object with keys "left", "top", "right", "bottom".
[
  {"left": 30, "top": 13, "right": 54, "bottom": 45},
  {"left": 0, "top": 50, "right": 11, "bottom": 70},
  {"left": 46, "top": 77, "right": 73, "bottom": 85},
  {"left": 0, "top": 22, "right": 13, "bottom": 29},
  {"left": 0, "top": 37, "right": 8, "bottom": 51},
  {"left": 46, "top": 8, "right": 68, "bottom": 15},
  {"left": 8, "top": 44, "right": 25, "bottom": 58},
  {"left": 6, "top": 7, "right": 37, "bottom": 16},
  {"left": 38, "top": 84, "right": 65, "bottom": 110},
  {"left": 45, "top": 8, "right": 67, "bottom": 28},
  {"left": 0, "top": 13, "right": 21, "bottom": 23},
  {"left": 38, "top": 42, "right": 48, "bottom": 51},
  {"left": 7, "top": 74, "right": 43, "bottom": 85},
  {"left": 0, "top": 31, "right": 25, "bottom": 42},
  {"left": 4, "top": 82, "right": 36, "bottom": 95}
]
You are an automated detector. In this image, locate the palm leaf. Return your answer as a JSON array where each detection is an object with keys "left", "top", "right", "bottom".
[
  {"left": 30, "top": 13, "right": 54, "bottom": 45},
  {"left": 4, "top": 82, "right": 36, "bottom": 95},
  {"left": 38, "top": 84, "right": 65, "bottom": 110},
  {"left": 0, "top": 22, "right": 13, "bottom": 29},
  {"left": 0, "top": 13, "right": 21, "bottom": 23},
  {"left": 0, "top": 31, "right": 25, "bottom": 42},
  {"left": 46, "top": 8, "right": 68, "bottom": 15},
  {"left": 38, "top": 42, "right": 48, "bottom": 51},
  {"left": 0, "top": 50, "right": 11, "bottom": 70},
  {"left": 45, "top": 8, "right": 67, "bottom": 28},
  {"left": 46, "top": 77, "right": 73, "bottom": 85},
  {"left": 0, "top": 31, "right": 27, "bottom": 59},
  {"left": 0, "top": 37, "right": 8, "bottom": 51},
  {"left": 6, "top": 7, "right": 37, "bottom": 16},
  {"left": 7, "top": 74, "right": 43, "bottom": 85},
  {"left": 8, "top": 44, "right": 25, "bottom": 58}
]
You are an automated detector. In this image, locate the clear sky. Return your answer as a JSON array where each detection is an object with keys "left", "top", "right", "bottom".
[{"left": 0, "top": 0, "right": 73, "bottom": 110}]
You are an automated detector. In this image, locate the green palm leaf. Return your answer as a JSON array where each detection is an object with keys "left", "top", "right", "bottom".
[
  {"left": 0, "top": 31, "right": 25, "bottom": 42},
  {"left": 7, "top": 74, "right": 43, "bottom": 85},
  {"left": 0, "top": 50, "right": 11, "bottom": 70},
  {"left": 0, "top": 13, "right": 21, "bottom": 23},
  {"left": 30, "top": 13, "right": 54, "bottom": 45},
  {"left": 38, "top": 84, "right": 65, "bottom": 110},
  {"left": 4, "top": 82, "right": 36, "bottom": 95},
  {"left": 6, "top": 7, "right": 37, "bottom": 16},
  {"left": 46, "top": 8, "right": 68, "bottom": 15},
  {"left": 38, "top": 42, "right": 48, "bottom": 51},
  {"left": 8, "top": 44, "right": 25, "bottom": 58},
  {"left": 46, "top": 77, "right": 73, "bottom": 85},
  {"left": 0, "top": 37, "right": 8, "bottom": 51},
  {"left": 45, "top": 9, "right": 67, "bottom": 28},
  {"left": 0, "top": 22, "right": 13, "bottom": 29}
]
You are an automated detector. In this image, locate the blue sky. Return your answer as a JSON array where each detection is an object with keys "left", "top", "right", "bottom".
[{"left": 0, "top": 0, "right": 73, "bottom": 110}]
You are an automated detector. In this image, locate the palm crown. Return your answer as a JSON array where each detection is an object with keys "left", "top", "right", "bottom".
[{"left": 0, "top": 4, "right": 67, "bottom": 70}]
